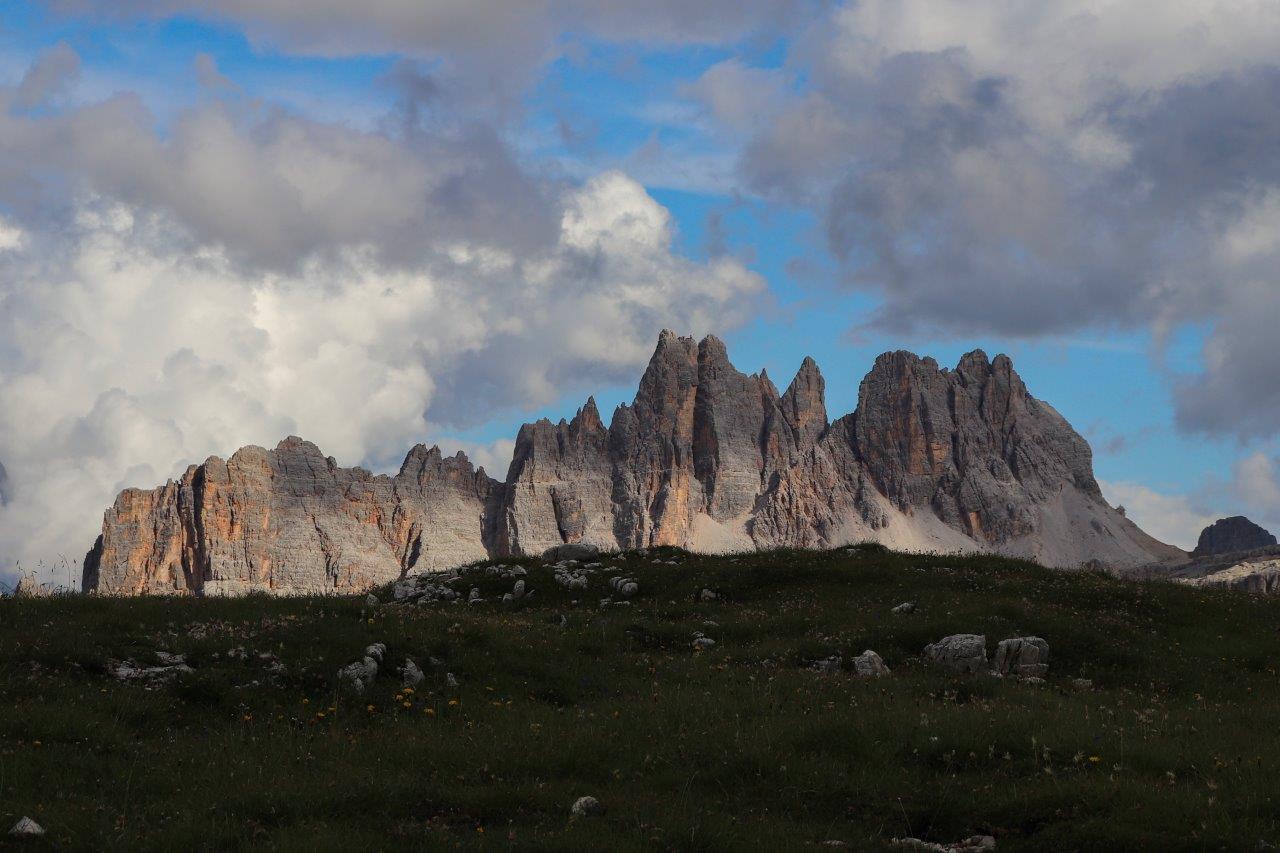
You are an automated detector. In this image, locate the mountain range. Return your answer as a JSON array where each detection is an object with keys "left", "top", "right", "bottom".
[{"left": 83, "top": 331, "right": 1182, "bottom": 594}]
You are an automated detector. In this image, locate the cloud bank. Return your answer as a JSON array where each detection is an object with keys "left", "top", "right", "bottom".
[
  {"left": 0, "top": 46, "right": 763, "bottom": 583},
  {"left": 688, "top": 0, "right": 1280, "bottom": 442}
]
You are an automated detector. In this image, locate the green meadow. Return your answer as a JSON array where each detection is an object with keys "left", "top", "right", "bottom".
[{"left": 3, "top": 546, "right": 1278, "bottom": 850}]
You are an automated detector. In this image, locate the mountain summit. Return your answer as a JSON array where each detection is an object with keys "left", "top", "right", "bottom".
[{"left": 83, "top": 333, "right": 1181, "bottom": 594}]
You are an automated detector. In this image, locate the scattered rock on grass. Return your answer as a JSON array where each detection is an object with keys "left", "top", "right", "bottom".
[
  {"left": 339, "top": 658, "right": 378, "bottom": 693},
  {"left": 9, "top": 817, "right": 44, "bottom": 836},
  {"left": 697, "top": 588, "right": 720, "bottom": 603},
  {"left": 992, "top": 637, "right": 1049, "bottom": 678},
  {"left": 892, "top": 835, "right": 995, "bottom": 852},
  {"left": 402, "top": 658, "right": 425, "bottom": 688},
  {"left": 366, "top": 593, "right": 379, "bottom": 608},
  {"left": 692, "top": 632, "right": 716, "bottom": 651},
  {"left": 339, "top": 643, "right": 386, "bottom": 693},
  {"left": 609, "top": 576, "right": 639, "bottom": 598},
  {"left": 110, "top": 654, "right": 193, "bottom": 685},
  {"left": 812, "top": 655, "right": 843, "bottom": 675},
  {"left": 446, "top": 672, "right": 459, "bottom": 688},
  {"left": 852, "top": 650, "right": 890, "bottom": 677},
  {"left": 923, "top": 634, "right": 988, "bottom": 675},
  {"left": 570, "top": 796, "right": 604, "bottom": 817},
  {"left": 891, "top": 601, "right": 916, "bottom": 614},
  {"left": 554, "top": 567, "right": 589, "bottom": 591}
]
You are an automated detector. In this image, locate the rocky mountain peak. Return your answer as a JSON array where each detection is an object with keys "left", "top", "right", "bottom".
[
  {"left": 571, "top": 396, "right": 604, "bottom": 433},
  {"left": 853, "top": 346, "right": 1102, "bottom": 540},
  {"left": 780, "top": 356, "right": 827, "bottom": 450},
  {"left": 1192, "top": 516, "right": 1277, "bottom": 558},
  {"left": 397, "top": 443, "right": 486, "bottom": 485},
  {"left": 84, "top": 330, "right": 1181, "bottom": 595}
]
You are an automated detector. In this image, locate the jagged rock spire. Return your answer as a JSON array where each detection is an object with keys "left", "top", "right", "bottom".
[{"left": 780, "top": 356, "right": 827, "bottom": 450}]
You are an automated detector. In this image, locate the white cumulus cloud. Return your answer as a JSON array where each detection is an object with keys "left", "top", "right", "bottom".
[{"left": 0, "top": 49, "right": 764, "bottom": 585}]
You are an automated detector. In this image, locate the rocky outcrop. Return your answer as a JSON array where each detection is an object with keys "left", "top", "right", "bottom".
[
  {"left": 84, "top": 331, "right": 1183, "bottom": 594},
  {"left": 86, "top": 437, "right": 496, "bottom": 595},
  {"left": 11, "top": 574, "right": 50, "bottom": 598},
  {"left": 1180, "top": 558, "right": 1280, "bottom": 594},
  {"left": 491, "top": 398, "right": 614, "bottom": 557},
  {"left": 1192, "top": 516, "right": 1277, "bottom": 558}
]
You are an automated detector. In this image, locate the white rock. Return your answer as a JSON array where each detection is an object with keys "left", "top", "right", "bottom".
[
  {"left": 891, "top": 601, "right": 916, "bottom": 614},
  {"left": 923, "top": 634, "right": 988, "bottom": 675},
  {"left": 892, "top": 834, "right": 995, "bottom": 852},
  {"left": 9, "top": 817, "right": 44, "bottom": 836},
  {"left": 402, "top": 658, "right": 425, "bottom": 688},
  {"left": 366, "top": 593, "right": 379, "bottom": 608},
  {"left": 570, "top": 795, "right": 603, "bottom": 817},
  {"left": 512, "top": 579, "right": 526, "bottom": 599},
  {"left": 110, "top": 658, "right": 193, "bottom": 683},
  {"left": 992, "top": 637, "right": 1049, "bottom": 678},
  {"left": 365, "top": 643, "right": 386, "bottom": 662},
  {"left": 446, "top": 672, "right": 459, "bottom": 688},
  {"left": 338, "top": 660, "right": 372, "bottom": 693},
  {"left": 692, "top": 636, "right": 716, "bottom": 651},
  {"left": 852, "top": 650, "right": 890, "bottom": 677}
]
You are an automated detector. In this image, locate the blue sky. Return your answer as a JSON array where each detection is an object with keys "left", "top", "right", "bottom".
[{"left": 3, "top": 1, "right": 1280, "bottom": 577}]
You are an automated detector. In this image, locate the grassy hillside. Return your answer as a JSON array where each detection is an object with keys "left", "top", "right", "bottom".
[{"left": 3, "top": 546, "right": 1279, "bottom": 850}]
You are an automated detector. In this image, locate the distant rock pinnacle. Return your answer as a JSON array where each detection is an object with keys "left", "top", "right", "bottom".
[{"left": 1192, "top": 516, "right": 1277, "bottom": 558}]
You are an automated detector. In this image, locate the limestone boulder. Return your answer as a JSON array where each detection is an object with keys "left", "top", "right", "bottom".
[
  {"left": 924, "top": 634, "right": 988, "bottom": 675},
  {"left": 852, "top": 650, "right": 890, "bottom": 677},
  {"left": 992, "top": 637, "right": 1049, "bottom": 678}
]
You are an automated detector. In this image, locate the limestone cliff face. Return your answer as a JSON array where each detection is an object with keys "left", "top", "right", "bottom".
[
  {"left": 607, "top": 332, "right": 788, "bottom": 550},
  {"left": 490, "top": 398, "right": 614, "bottom": 557},
  {"left": 84, "top": 331, "right": 1183, "bottom": 594},
  {"left": 852, "top": 350, "right": 1099, "bottom": 542},
  {"left": 85, "top": 437, "right": 495, "bottom": 595}
]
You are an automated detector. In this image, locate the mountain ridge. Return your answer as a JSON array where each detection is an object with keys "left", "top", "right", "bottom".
[{"left": 83, "top": 332, "right": 1183, "bottom": 594}]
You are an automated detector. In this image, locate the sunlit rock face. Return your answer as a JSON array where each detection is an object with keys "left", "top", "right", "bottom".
[
  {"left": 84, "top": 437, "right": 495, "bottom": 595},
  {"left": 84, "top": 332, "right": 1182, "bottom": 594}
]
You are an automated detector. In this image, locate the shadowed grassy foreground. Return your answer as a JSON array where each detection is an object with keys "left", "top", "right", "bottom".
[{"left": 2, "top": 546, "right": 1279, "bottom": 850}]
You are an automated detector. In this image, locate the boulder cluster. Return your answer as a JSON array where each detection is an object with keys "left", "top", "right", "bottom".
[{"left": 923, "top": 634, "right": 1051, "bottom": 681}]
